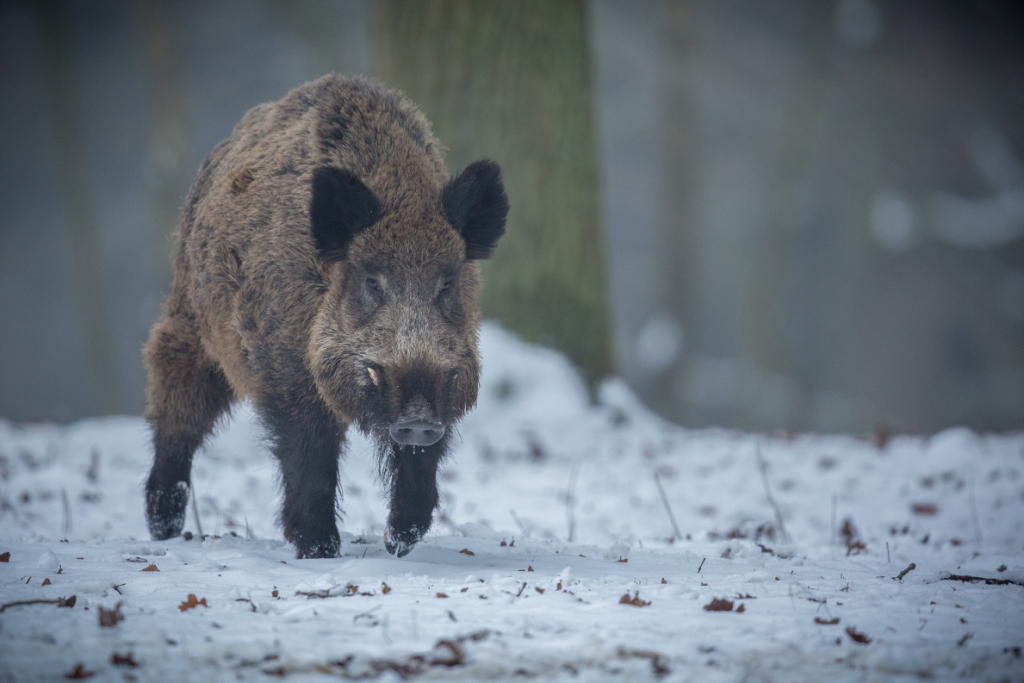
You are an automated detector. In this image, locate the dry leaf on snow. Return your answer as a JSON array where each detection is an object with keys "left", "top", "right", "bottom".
[
  {"left": 703, "top": 598, "right": 734, "bottom": 612},
  {"left": 619, "top": 592, "right": 650, "bottom": 607},
  {"left": 179, "top": 594, "right": 208, "bottom": 611}
]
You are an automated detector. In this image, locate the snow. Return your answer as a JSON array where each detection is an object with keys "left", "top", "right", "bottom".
[{"left": 1, "top": 322, "right": 1022, "bottom": 681}]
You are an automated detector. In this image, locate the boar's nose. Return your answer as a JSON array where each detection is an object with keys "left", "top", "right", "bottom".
[{"left": 389, "top": 417, "right": 445, "bottom": 447}]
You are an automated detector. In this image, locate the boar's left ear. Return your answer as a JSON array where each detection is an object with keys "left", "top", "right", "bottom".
[
  {"left": 310, "top": 166, "right": 381, "bottom": 262},
  {"left": 441, "top": 159, "right": 509, "bottom": 260}
]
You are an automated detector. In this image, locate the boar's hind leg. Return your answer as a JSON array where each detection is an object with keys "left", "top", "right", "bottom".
[
  {"left": 384, "top": 443, "right": 444, "bottom": 557},
  {"left": 144, "top": 314, "right": 232, "bottom": 541},
  {"left": 263, "top": 399, "right": 342, "bottom": 559}
]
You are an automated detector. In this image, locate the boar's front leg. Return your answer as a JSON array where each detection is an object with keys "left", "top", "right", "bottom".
[
  {"left": 384, "top": 441, "right": 445, "bottom": 557},
  {"left": 145, "top": 312, "right": 233, "bottom": 541},
  {"left": 263, "top": 398, "right": 343, "bottom": 559}
]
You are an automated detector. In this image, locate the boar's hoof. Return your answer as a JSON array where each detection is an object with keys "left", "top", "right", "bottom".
[
  {"left": 389, "top": 418, "right": 445, "bottom": 447},
  {"left": 146, "top": 480, "right": 190, "bottom": 541},
  {"left": 384, "top": 526, "right": 422, "bottom": 557},
  {"left": 294, "top": 534, "right": 341, "bottom": 560}
]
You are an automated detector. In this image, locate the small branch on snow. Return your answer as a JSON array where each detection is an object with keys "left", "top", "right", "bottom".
[
  {"left": 653, "top": 472, "right": 681, "bottom": 541},
  {"left": 697, "top": 557, "right": 706, "bottom": 574},
  {"left": 968, "top": 478, "right": 982, "bottom": 546},
  {"left": 61, "top": 488, "right": 71, "bottom": 536},
  {"left": 942, "top": 574, "right": 1023, "bottom": 587},
  {"left": 190, "top": 476, "right": 204, "bottom": 538},
  {"left": 509, "top": 509, "right": 530, "bottom": 538},
  {"left": 755, "top": 445, "right": 791, "bottom": 545},
  {"left": 829, "top": 494, "right": 837, "bottom": 547},
  {"left": 565, "top": 459, "right": 580, "bottom": 543},
  {"left": 894, "top": 563, "right": 916, "bottom": 582},
  {"left": 0, "top": 596, "right": 76, "bottom": 613}
]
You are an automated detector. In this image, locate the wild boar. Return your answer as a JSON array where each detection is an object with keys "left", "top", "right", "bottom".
[{"left": 144, "top": 74, "right": 508, "bottom": 558}]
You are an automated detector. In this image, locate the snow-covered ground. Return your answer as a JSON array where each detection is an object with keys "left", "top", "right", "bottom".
[{"left": 1, "top": 323, "right": 1022, "bottom": 682}]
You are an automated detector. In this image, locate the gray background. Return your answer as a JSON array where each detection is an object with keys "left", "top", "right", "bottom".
[{"left": 1, "top": 0, "right": 1022, "bottom": 432}]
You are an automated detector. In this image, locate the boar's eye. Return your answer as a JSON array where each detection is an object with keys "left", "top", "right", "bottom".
[
  {"left": 365, "top": 277, "right": 383, "bottom": 296},
  {"left": 439, "top": 280, "right": 453, "bottom": 295}
]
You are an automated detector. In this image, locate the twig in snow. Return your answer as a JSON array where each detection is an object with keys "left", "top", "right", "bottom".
[
  {"left": 61, "top": 488, "right": 71, "bottom": 536},
  {"left": 829, "top": 494, "right": 837, "bottom": 547},
  {"left": 0, "top": 596, "right": 76, "bottom": 613},
  {"left": 0, "top": 490, "right": 9, "bottom": 529},
  {"left": 653, "top": 472, "right": 681, "bottom": 541},
  {"left": 942, "top": 574, "right": 1024, "bottom": 587},
  {"left": 755, "top": 445, "right": 791, "bottom": 544},
  {"left": 894, "top": 563, "right": 916, "bottom": 582},
  {"left": 190, "top": 477, "right": 204, "bottom": 538},
  {"left": 509, "top": 509, "right": 527, "bottom": 535},
  {"left": 697, "top": 557, "right": 706, "bottom": 574},
  {"left": 968, "top": 478, "right": 982, "bottom": 546},
  {"left": 886, "top": 542, "right": 890, "bottom": 564},
  {"left": 566, "top": 459, "right": 580, "bottom": 543}
]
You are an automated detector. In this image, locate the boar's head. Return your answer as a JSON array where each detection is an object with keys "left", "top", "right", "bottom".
[{"left": 308, "top": 160, "right": 508, "bottom": 458}]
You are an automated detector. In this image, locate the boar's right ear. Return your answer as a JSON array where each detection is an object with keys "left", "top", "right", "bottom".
[
  {"left": 310, "top": 166, "right": 381, "bottom": 262},
  {"left": 441, "top": 159, "right": 509, "bottom": 260}
]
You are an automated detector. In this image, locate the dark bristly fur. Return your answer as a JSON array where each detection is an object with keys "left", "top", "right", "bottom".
[{"left": 144, "top": 75, "right": 508, "bottom": 559}]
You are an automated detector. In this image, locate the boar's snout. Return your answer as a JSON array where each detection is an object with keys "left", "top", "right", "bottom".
[{"left": 389, "top": 416, "right": 445, "bottom": 447}]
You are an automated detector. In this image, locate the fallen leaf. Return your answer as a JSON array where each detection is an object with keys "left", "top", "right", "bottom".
[
  {"left": 99, "top": 603, "right": 124, "bottom": 627},
  {"left": 846, "top": 627, "right": 871, "bottom": 644},
  {"left": 271, "top": 588, "right": 279, "bottom": 598},
  {"left": 556, "top": 582, "right": 562, "bottom": 591},
  {"left": 500, "top": 540, "right": 507, "bottom": 547},
  {"left": 911, "top": 503, "right": 938, "bottom": 516},
  {"left": 460, "top": 587, "right": 468, "bottom": 592},
  {"left": 527, "top": 565, "right": 534, "bottom": 572},
  {"left": 535, "top": 586, "right": 544, "bottom": 594},
  {"left": 42, "top": 578, "right": 51, "bottom": 586},
  {"left": 736, "top": 603, "right": 746, "bottom": 612},
  {"left": 110, "top": 653, "right": 138, "bottom": 667},
  {"left": 661, "top": 578, "right": 667, "bottom": 584},
  {"left": 703, "top": 598, "right": 734, "bottom": 612},
  {"left": 64, "top": 664, "right": 93, "bottom": 679},
  {"left": 997, "top": 565, "right": 1007, "bottom": 573},
  {"left": 141, "top": 564, "right": 159, "bottom": 572},
  {"left": 381, "top": 583, "right": 391, "bottom": 595},
  {"left": 617, "top": 558, "right": 628, "bottom": 563},
  {"left": 58, "top": 595, "right": 76, "bottom": 608},
  {"left": 178, "top": 594, "right": 208, "bottom": 612},
  {"left": 0, "top": 552, "right": 9, "bottom": 562},
  {"left": 619, "top": 591, "right": 650, "bottom": 607},
  {"left": 815, "top": 617, "right": 840, "bottom": 625},
  {"left": 436, "top": 592, "right": 448, "bottom": 598},
  {"left": 459, "top": 548, "right": 475, "bottom": 556}
]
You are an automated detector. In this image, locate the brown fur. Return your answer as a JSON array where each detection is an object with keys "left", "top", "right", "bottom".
[{"left": 144, "top": 75, "right": 507, "bottom": 558}]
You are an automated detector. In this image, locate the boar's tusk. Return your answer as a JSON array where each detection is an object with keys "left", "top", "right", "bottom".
[{"left": 367, "top": 367, "right": 380, "bottom": 387}]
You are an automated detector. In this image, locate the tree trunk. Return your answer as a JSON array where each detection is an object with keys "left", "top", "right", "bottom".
[{"left": 373, "top": 0, "right": 612, "bottom": 386}]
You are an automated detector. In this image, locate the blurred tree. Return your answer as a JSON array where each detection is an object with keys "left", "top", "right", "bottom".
[
  {"left": 373, "top": 0, "right": 612, "bottom": 386},
  {"left": 38, "top": 0, "right": 118, "bottom": 414}
]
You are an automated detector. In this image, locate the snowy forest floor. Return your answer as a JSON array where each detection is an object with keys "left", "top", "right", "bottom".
[{"left": 1, "top": 323, "right": 1022, "bottom": 682}]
